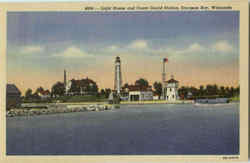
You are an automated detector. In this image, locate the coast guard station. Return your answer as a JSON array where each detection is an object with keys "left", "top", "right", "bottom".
[{"left": 113, "top": 56, "right": 179, "bottom": 101}]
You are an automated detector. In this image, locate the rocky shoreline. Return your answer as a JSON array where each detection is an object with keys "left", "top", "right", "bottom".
[{"left": 7, "top": 104, "right": 119, "bottom": 117}]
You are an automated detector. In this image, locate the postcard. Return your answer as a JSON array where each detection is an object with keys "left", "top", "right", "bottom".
[{"left": 0, "top": 0, "right": 248, "bottom": 162}]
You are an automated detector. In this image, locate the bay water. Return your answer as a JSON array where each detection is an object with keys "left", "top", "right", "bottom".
[{"left": 7, "top": 103, "right": 239, "bottom": 155}]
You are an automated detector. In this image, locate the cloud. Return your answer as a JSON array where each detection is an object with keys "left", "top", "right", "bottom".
[
  {"left": 188, "top": 43, "right": 205, "bottom": 52},
  {"left": 174, "top": 43, "right": 205, "bottom": 55},
  {"left": 21, "top": 45, "right": 44, "bottom": 54},
  {"left": 52, "top": 46, "right": 93, "bottom": 58},
  {"left": 128, "top": 40, "right": 148, "bottom": 49},
  {"left": 155, "top": 42, "right": 206, "bottom": 61},
  {"left": 212, "top": 40, "right": 233, "bottom": 53},
  {"left": 102, "top": 40, "right": 205, "bottom": 58},
  {"left": 106, "top": 45, "right": 119, "bottom": 51}
]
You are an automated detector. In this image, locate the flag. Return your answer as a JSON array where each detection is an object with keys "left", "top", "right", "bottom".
[{"left": 163, "top": 58, "right": 168, "bottom": 62}]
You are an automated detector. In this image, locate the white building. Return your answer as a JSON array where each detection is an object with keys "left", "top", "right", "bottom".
[
  {"left": 165, "top": 76, "right": 179, "bottom": 101},
  {"left": 153, "top": 95, "right": 160, "bottom": 100},
  {"left": 123, "top": 84, "right": 153, "bottom": 101},
  {"left": 129, "top": 91, "right": 153, "bottom": 101}
]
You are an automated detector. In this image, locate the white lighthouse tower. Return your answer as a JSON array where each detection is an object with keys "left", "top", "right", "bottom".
[
  {"left": 114, "top": 56, "right": 122, "bottom": 95},
  {"left": 161, "top": 58, "right": 168, "bottom": 99}
]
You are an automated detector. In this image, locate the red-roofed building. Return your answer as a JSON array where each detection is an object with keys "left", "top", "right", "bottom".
[
  {"left": 122, "top": 84, "right": 153, "bottom": 101},
  {"left": 38, "top": 90, "right": 51, "bottom": 99}
]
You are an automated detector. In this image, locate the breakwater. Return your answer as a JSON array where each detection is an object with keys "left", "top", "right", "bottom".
[
  {"left": 7, "top": 104, "right": 118, "bottom": 117},
  {"left": 7, "top": 100, "right": 195, "bottom": 117}
]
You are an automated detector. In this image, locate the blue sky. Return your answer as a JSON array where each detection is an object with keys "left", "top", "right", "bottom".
[{"left": 7, "top": 11, "right": 239, "bottom": 93}]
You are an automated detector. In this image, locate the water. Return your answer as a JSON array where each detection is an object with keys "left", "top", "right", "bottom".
[{"left": 7, "top": 103, "right": 239, "bottom": 155}]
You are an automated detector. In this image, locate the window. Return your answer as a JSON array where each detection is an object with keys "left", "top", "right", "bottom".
[
  {"left": 170, "top": 88, "right": 172, "bottom": 92},
  {"left": 172, "top": 95, "right": 175, "bottom": 98}
]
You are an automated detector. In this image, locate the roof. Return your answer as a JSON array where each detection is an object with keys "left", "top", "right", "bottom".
[
  {"left": 123, "top": 84, "right": 152, "bottom": 92},
  {"left": 38, "top": 90, "right": 50, "bottom": 95},
  {"left": 166, "top": 78, "right": 179, "bottom": 83},
  {"left": 7, "top": 84, "right": 21, "bottom": 95}
]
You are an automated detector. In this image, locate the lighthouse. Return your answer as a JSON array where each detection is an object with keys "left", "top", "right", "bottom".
[
  {"left": 161, "top": 58, "right": 168, "bottom": 99},
  {"left": 114, "top": 56, "right": 122, "bottom": 95}
]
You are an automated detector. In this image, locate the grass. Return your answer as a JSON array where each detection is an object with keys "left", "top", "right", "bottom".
[{"left": 230, "top": 96, "right": 240, "bottom": 102}]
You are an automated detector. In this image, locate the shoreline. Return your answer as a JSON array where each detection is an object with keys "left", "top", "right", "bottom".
[
  {"left": 7, "top": 99, "right": 238, "bottom": 118},
  {"left": 21, "top": 100, "right": 195, "bottom": 106},
  {"left": 121, "top": 100, "right": 194, "bottom": 105},
  {"left": 7, "top": 104, "right": 118, "bottom": 118}
]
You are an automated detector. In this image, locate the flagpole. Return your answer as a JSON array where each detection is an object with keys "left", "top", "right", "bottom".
[{"left": 162, "top": 58, "right": 166, "bottom": 100}]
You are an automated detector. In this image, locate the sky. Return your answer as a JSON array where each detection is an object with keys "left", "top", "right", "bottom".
[{"left": 7, "top": 11, "right": 239, "bottom": 95}]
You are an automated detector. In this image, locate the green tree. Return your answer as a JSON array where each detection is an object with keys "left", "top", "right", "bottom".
[
  {"left": 225, "top": 86, "right": 230, "bottom": 97},
  {"left": 25, "top": 88, "right": 33, "bottom": 99},
  {"left": 100, "top": 89, "right": 105, "bottom": 96},
  {"left": 235, "top": 86, "right": 240, "bottom": 96},
  {"left": 104, "top": 88, "right": 111, "bottom": 98},
  {"left": 220, "top": 86, "right": 225, "bottom": 96},
  {"left": 51, "top": 82, "right": 65, "bottom": 97},
  {"left": 206, "top": 84, "right": 214, "bottom": 96},
  {"left": 229, "top": 86, "right": 235, "bottom": 97},
  {"left": 135, "top": 78, "right": 149, "bottom": 87},
  {"left": 189, "top": 86, "right": 199, "bottom": 97},
  {"left": 123, "top": 83, "right": 129, "bottom": 88},
  {"left": 178, "top": 86, "right": 188, "bottom": 99},
  {"left": 199, "top": 85, "right": 204, "bottom": 96},
  {"left": 153, "top": 82, "right": 162, "bottom": 96},
  {"left": 212, "top": 84, "right": 219, "bottom": 95}
]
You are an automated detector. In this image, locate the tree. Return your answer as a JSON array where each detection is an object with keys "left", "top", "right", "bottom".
[
  {"left": 235, "top": 86, "right": 240, "bottom": 96},
  {"left": 100, "top": 89, "right": 105, "bottom": 96},
  {"left": 220, "top": 86, "right": 225, "bottom": 96},
  {"left": 225, "top": 86, "right": 230, "bottom": 97},
  {"left": 36, "top": 86, "right": 44, "bottom": 93},
  {"left": 104, "top": 88, "right": 111, "bottom": 98},
  {"left": 135, "top": 78, "right": 149, "bottom": 88},
  {"left": 123, "top": 83, "right": 129, "bottom": 88},
  {"left": 212, "top": 84, "right": 219, "bottom": 95},
  {"left": 229, "top": 86, "right": 235, "bottom": 97},
  {"left": 189, "top": 86, "right": 199, "bottom": 97},
  {"left": 153, "top": 82, "right": 162, "bottom": 96},
  {"left": 51, "top": 82, "right": 65, "bottom": 97},
  {"left": 25, "top": 88, "right": 33, "bottom": 99},
  {"left": 178, "top": 86, "right": 188, "bottom": 99},
  {"left": 206, "top": 84, "right": 214, "bottom": 96}
]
